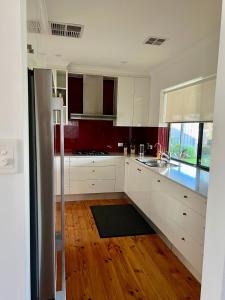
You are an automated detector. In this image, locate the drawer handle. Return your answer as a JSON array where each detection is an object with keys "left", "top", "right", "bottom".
[
  {"left": 181, "top": 237, "right": 186, "bottom": 241},
  {"left": 184, "top": 195, "right": 188, "bottom": 199},
  {"left": 91, "top": 183, "right": 95, "bottom": 186},
  {"left": 157, "top": 179, "right": 161, "bottom": 183},
  {"left": 92, "top": 170, "right": 95, "bottom": 172},
  {"left": 182, "top": 212, "right": 187, "bottom": 216},
  {"left": 137, "top": 168, "right": 142, "bottom": 172}
]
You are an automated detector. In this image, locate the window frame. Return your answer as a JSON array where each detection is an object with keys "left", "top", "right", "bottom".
[{"left": 167, "top": 122, "right": 212, "bottom": 171}]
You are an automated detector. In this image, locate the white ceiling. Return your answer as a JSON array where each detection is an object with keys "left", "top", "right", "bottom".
[{"left": 27, "top": 0, "right": 222, "bottom": 74}]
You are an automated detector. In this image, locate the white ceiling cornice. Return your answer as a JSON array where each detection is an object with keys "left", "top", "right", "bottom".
[{"left": 68, "top": 64, "right": 151, "bottom": 77}]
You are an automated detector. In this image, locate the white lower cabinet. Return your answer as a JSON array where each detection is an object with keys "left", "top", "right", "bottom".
[
  {"left": 70, "top": 179, "right": 115, "bottom": 194},
  {"left": 55, "top": 156, "right": 124, "bottom": 195},
  {"left": 125, "top": 158, "right": 206, "bottom": 277}
]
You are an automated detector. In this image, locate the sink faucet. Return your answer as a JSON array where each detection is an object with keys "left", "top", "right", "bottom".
[
  {"left": 160, "top": 152, "right": 171, "bottom": 162},
  {"left": 154, "top": 143, "right": 170, "bottom": 162}
]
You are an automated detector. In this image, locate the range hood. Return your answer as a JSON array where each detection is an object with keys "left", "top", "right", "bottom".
[{"left": 70, "top": 75, "right": 116, "bottom": 121}]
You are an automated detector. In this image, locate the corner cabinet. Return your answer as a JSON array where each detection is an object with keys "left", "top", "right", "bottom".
[
  {"left": 52, "top": 69, "right": 68, "bottom": 124},
  {"left": 116, "top": 76, "right": 150, "bottom": 127}
]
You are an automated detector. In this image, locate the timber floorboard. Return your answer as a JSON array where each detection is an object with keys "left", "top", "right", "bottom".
[{"left": 56, "top": 199, "right": 201, "bottom": 300}]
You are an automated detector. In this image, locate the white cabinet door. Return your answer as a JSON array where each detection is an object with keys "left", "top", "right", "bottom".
[
  {"left": 116, "top": 77, "right": 134, "bottom": 126},
  {"left": 133, "top": 78, "right": 150, "bottom": 126}
]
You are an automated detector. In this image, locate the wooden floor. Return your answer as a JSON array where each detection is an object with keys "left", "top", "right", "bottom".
[{"left": 57, "top": 199, "right": 201, "bottom": 300}]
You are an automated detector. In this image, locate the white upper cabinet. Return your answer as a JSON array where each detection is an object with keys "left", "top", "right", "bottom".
[
  {"left": 116, "top": 76, "right": 150, "bottom": 126},
  {"left": 116, "top": 77, "right": 134, "bottom": 126},
  {"left": 133, "top": 78, "right": 150, "bottom": 126},
  {"left": 163, "top": 77, "right": 216, "bottom": 123}
]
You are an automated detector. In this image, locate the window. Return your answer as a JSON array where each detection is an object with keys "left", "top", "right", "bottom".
[
  {"left": 169, "top": 122, "right": 213, "bottom": 170},
  {"left": 199, "top": 123, "right": 213, "bottom": 168}
]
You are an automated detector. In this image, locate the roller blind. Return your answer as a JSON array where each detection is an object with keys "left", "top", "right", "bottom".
[{"left": 164, "top": 77, "right": 216, "bottom": 123}]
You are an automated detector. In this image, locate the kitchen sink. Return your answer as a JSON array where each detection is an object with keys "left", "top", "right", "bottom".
[{"left": 137, "top": 159, "right": 178, "bottom": 168}]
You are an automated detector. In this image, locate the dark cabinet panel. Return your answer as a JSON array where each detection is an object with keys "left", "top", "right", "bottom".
[
  {"left": 68, "top": 76, "right": 83, "bottom": 115},
  {"left": 103, "top": 79, "right": 115, "bottom": 115}
]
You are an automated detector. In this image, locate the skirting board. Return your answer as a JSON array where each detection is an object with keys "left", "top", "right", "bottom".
[
  {"left": 56, "top": 192, "right": 126, "bottom": 202},
  {"left": 126, "top": 195, "right": 202, "bottom": 282}
]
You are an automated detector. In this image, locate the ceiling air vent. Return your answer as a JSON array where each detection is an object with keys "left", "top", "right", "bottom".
[
  {"left": 27, "top": 20, "right": 41, "bottom": 33},
  {"left": 145, "top": 37, "right": 166, "bottom": 46},
  {"left": 49, "top": 22, "right": 84, "bottom": 38}
]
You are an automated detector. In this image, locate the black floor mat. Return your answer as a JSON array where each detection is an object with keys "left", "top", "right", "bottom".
[{"left": 90, "top": 204, "right": 155, "bottom": 238}]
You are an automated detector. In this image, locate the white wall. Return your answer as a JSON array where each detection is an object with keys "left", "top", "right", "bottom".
[
  {"left": 201, "top": 1, "right": 225, "bottom": 299},
  {"left": 149, "top": 34, "right": 220, "bottom": 126},
  {"left": 0, "top": 0, "right": 30, "bottom": 300}
]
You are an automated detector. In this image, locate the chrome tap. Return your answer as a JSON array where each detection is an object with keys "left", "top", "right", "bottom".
[
  {"left": 160, "top": 152, "right": 171, "bottom": 162},
  {"left": 154, "top": 142, "right": 162, "bottom": 159}
]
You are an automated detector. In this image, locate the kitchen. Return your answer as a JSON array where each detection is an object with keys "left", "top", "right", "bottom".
[
  {"left": 27, "top": 1, "right": 220, "bottom": 299},
  {"left": 0, "top": 0, "right": 224, "bottom": 300}
]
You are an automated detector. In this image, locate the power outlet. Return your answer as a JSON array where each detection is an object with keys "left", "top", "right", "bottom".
[{"left": 118, "top": 142, "right": 124, "bottom": 147}]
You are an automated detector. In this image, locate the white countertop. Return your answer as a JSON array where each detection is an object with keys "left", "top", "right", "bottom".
[
  {"left": 57, "top": 153, "right": 209, "bottom": 198},
  {"left": 132, "top": 156, "right": 209, "bottom": 198}
]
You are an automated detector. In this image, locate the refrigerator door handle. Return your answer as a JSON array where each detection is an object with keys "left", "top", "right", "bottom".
[{"left": 53, "top": 97, "right": 66, "bottom": 300}]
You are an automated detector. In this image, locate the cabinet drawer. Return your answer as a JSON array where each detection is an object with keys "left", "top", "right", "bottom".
[
  {"left": 70, "top": 180, "right": 115, "bottom": 194},
  {"left": 88, "top": 180, "right": 115, "bottom": 193},
  {"left": 70, "top": 156, "right": 122, "bottom": 167},
  {"left": 70, "top": 181, "right": 89, "bottom": 194},
  {"left": 70, "top": 166, "right": 115, "bottom": 180},
  {"left": 168, "top": 220, "right": 204, "bottom": 273},
  {"left": 148, "top": 208, "right": 203, "bottom": 273},
  {"left": 156, "top": 175, "right": 207, "bottom": 216},
  {"left": 168, "top": 196, "right": 205, "bottom": 246}
]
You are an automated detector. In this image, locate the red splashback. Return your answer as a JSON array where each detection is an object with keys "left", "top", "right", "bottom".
[{"left": 54, "top": 120, "right": 168, "bottom": 155}]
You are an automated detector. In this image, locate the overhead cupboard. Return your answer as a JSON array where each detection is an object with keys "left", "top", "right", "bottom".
[
  {"left": 116, "top": 76, "right": 151, "bottom": 127},
  {"left": 162, "top": 76, "right": 216, "bottom": 123}
]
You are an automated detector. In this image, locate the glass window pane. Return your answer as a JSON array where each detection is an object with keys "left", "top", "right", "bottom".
[
  {"left": 200, "top": 123, "right": 213, "bottom": 168},
  {"left": 169, "top": 123, "right": 199, "bottom": 165}
]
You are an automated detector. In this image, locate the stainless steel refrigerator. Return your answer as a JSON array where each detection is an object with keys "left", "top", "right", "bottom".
[{"left": 28, "top": 69, "right": 66, "bottom": 300}]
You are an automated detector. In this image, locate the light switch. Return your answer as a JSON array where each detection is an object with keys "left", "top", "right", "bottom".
[{"left": 0, "top": 139, "right": 19, "bottom": 174}]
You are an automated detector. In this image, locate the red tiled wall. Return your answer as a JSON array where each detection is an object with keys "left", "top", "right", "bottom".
[{"left": 54, "top": 120, "right": 167, "bottom": 155}]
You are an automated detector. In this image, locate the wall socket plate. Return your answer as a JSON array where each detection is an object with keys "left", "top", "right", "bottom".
[
  {"left": 118, "top": 142, "right": 124, "bottom": 147},
  {"left": 0, "top": 139, "right": 19, "bottom": 174}
]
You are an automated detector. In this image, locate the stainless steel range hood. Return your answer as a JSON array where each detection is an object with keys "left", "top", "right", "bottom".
[{"left": 70, "top": 74, "right": 116, "bottom": 121}]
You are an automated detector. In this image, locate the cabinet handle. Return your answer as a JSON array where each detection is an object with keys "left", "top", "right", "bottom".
[
  {"left": 182, "top": 212, "right": 187, "bottom": 216},
  {"left": 157, "top": 179, "right": 161, "bottom": 183},
  {"left": 91, "top": 183, "right": 95, "bottom": 186},
  {"left": 92, "top": 170, "right": 95, "bottom": 172},
  {"left": 92, "top": 160, "right": 95, "bottom": 163},
  {"left": 181, "top": 237, "right": 186, "bottom": 241},
  {"left": 126, "top": 162, "right": 129, "bottom": 165},
  {"left": 137, "top": 168, "right": 142, "bottom": 172},
  {"left": 184, "top": 195, "right": 188, "bottom": 199}
]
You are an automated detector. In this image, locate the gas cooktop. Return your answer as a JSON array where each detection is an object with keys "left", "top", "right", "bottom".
[{"left": 73, "top": 150, "right": 110, "bottom": 156}]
